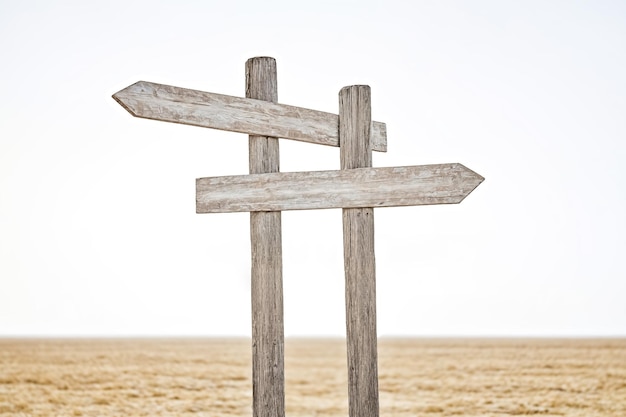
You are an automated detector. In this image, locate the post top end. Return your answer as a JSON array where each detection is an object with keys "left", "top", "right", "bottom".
[
  {"left": 246, "top": 56, "right": 276, "bottom": 63},
  {"left": 339, "top": 85, "right": 371, "bottom": 96}
]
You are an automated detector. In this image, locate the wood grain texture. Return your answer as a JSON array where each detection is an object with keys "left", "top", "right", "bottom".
[
  {"left": 339, "top": 85, "right": 380, "bottom": 417},
  {"left": 196, "top": 163, "right": 484, "bottom": 213},
  {"left": 246, "top": 57, "right": 285, "bottom": 417},
  {"left": 113, "top": 80, "right": 387, "bottom": 152}
]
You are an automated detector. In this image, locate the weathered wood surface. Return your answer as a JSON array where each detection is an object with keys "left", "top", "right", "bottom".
[
  {"left": 247, "top": 57, "right": 285, "bottom": 417},
  {"left": 196, "top": 163, "right": 484, "bottom": 213},
  {"left": 113, "top": 80, "right": 388, "bottom": 152},
  {"left": 340, "top": 85, "right": 379, "bottom": 417}
]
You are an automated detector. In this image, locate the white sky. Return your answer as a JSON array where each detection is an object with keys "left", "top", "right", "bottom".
[{"left": 1, "top": 0, "right": 625, "bottom": 337}]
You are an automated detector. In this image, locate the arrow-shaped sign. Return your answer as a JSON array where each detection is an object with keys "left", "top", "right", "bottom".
[
  {"left": 196, "top": 163, "right": 483, "bottom": 213},
  {"left": 113, "top": 81, "right": 388, "bottom": 152}
]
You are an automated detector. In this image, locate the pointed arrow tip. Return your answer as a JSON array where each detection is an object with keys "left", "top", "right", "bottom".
[
  {"left": 457, "top": 163, "right": 485, "bottom": 183},
  {"left": 453, "top": 163, "right": 484, "bottom": 204},
  {"left": 111, "top": 90, "right": 124, "bottom": 105},
  {"left": 112, "top": 81, "right": 146, "bottom": 117}
]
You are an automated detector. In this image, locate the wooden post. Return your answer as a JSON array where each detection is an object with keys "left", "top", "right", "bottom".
[
  {"left": 246, "top": 57, "right": 285, "bottom": 417},
  {"left": 339, "top": 85, "right": 379, "bottom": 417}
]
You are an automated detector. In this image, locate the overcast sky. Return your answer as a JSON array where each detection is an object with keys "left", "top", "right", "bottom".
[{"left": 1, "top": 0, "right": 625, "bottom": 337}]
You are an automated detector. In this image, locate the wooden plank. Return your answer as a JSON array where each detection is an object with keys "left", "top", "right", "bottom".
[
  {"left": 196, "top": 163, "right": 484, "bottom": 213},
  {"left": 339, "top": 85, "right": 379, "bottom": 417},
  {"left": 247, "top": 57, "right": 285, "bottom": 417},
  {"left": 113, "top": 81, "right": 387, "bottom": 152}
]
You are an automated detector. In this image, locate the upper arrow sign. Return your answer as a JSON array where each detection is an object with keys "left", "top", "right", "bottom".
[
  {"left": 196, "top": 163, "right": 484, "bottom": 213},
  {"left": 113, "top": 81, "right": 387, "bottom": 152}
]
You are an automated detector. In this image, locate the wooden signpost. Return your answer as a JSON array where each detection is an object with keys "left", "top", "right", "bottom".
[{"left": 113, "top": 57, "right": 483, "bottom": 417}]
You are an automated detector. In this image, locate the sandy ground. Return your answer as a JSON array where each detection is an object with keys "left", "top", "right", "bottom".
[{"left": 0, "top": 338, "right": 624, "bottom": 416}]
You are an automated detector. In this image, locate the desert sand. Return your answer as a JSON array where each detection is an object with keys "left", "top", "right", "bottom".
[{"left": 1, "top": 338, "right": 624, "bottom": 416}]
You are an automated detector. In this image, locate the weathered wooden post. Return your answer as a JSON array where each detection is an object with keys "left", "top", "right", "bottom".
[
  {"left": 340, "top": 85, "right": 379, "bottom": 417},
  {"left": 246, "top": 57, "right": 285, "bottom": 417}
]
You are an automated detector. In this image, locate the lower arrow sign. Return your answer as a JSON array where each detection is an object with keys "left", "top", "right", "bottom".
[{"left": 196, "top": 163, "right": 484, "bottom": 213}]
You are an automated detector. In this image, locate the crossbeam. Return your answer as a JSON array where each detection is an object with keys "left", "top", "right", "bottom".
[
  {"left": 113, "top": 81, "right": 388, "bottom": 152},
  {"left": 196, "top": 164, "right": 483, "bottom": 213}
]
